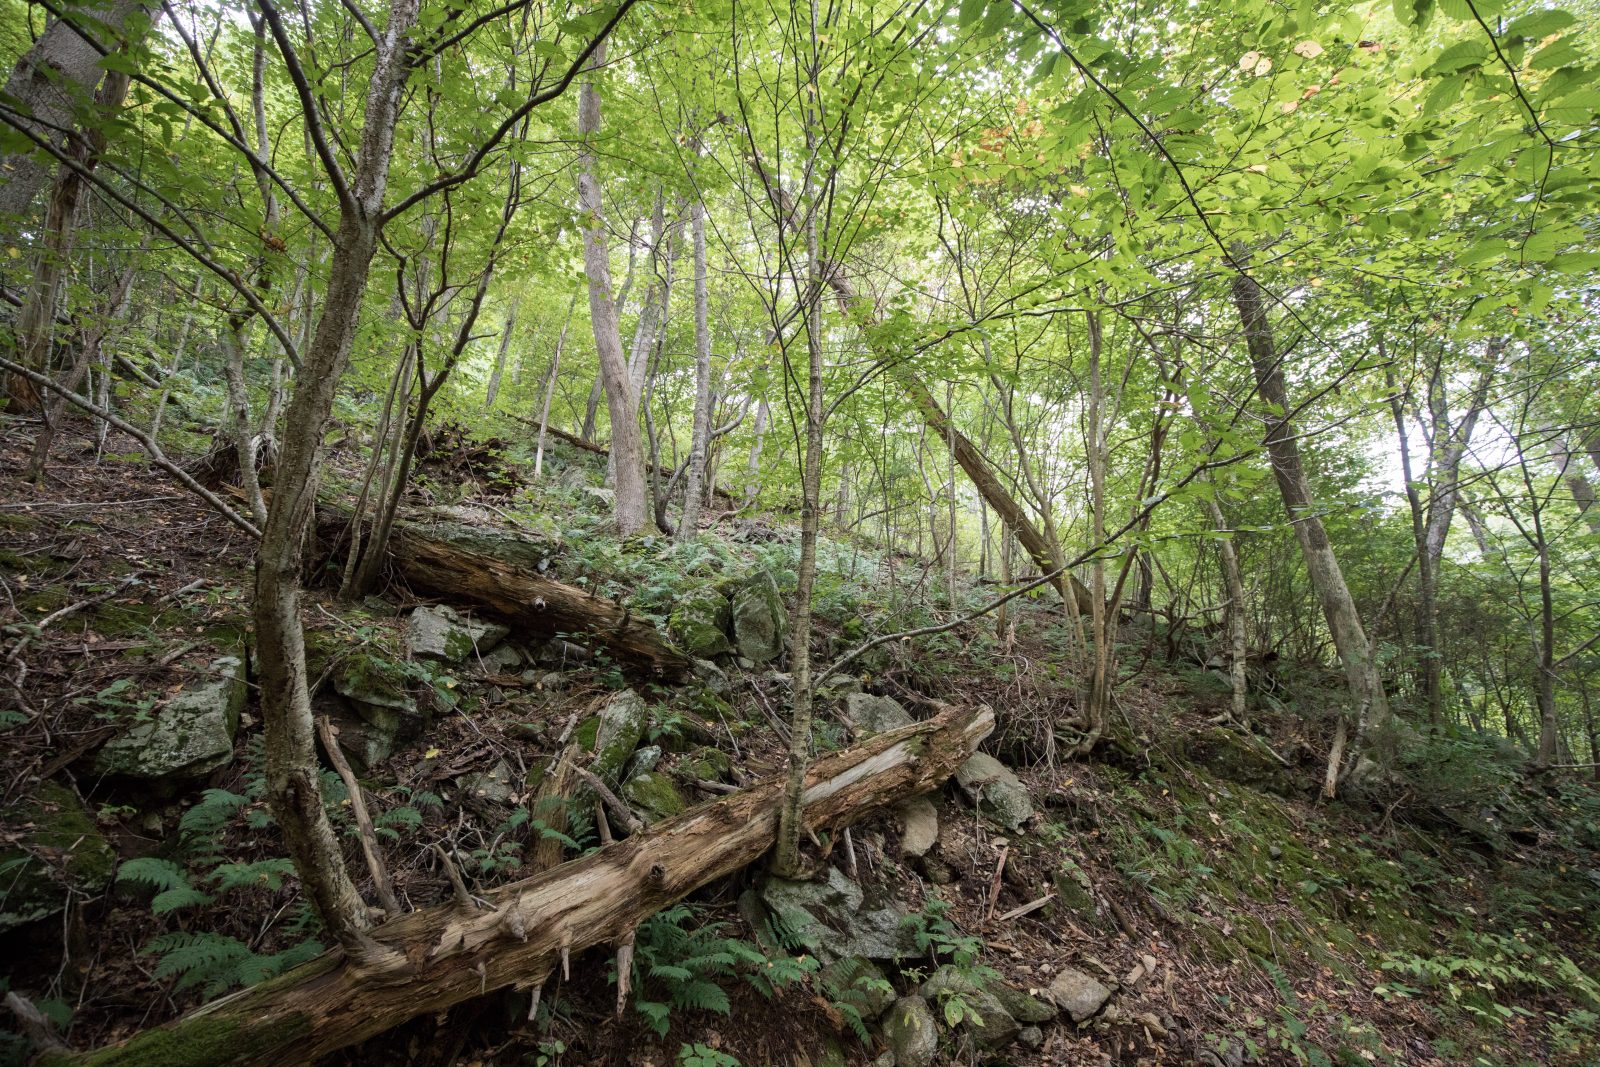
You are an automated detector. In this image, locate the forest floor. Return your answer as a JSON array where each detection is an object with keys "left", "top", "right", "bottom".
[{"left": 2, "top": 415, "right": 1599, "bottom": 1067}]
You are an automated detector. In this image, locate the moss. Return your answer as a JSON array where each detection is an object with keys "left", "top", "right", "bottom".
[
  {"left": 63, "top": 1009, "right": 313, "bottom": 1067},
  {"left": 0, "top": 782, "right": 116, "bottom": 931},
  {"left": 574, "top": 716, "right": 601, "bottom": 752},
  {"left": 678, "top": 745, "right": 732, "bottom": 783},
  {"left": 0, "top": 513, "right": 41, "bottom": 531},
  {"left": 622, "top": 770, "right": 688, "bottom": 823}
]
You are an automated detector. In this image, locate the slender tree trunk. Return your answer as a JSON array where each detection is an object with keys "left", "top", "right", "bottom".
[
  {"left": 26, "top": 253, "right": 138, "bottom": 478},
  {"left": 1228, "top": 258, "right": 1392, "bottom": 789},
  {"left": 679, "top": 197, "right": 714, "bottom": 541},
  {"left": 774, "top": 12, "right": 827, "bottom": 877},
  {"left": 6, "top": 69, "right": 132, "bottom": 411},
  {"left": 483, "top": 296, "right": 520, "bottom": 410},
  {"left": 253, "top": 0, "right": 421, "bottom": 956},
  {"left": 1207, "top": 495, "right": 1251, "bottom": 727},
  {"left": 534, "top": 291, "right": 580, "bottom": 481},
  {"left": 576, "top": 42, "right": 652, "bottom": 535},
  {"left": 1079, "top": 310, "right": 1109, "bottom": 753}
]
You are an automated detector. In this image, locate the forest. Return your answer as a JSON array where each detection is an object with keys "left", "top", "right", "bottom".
[{"left": 0, "top": 0, "right": 1598, "bottom": 1063}]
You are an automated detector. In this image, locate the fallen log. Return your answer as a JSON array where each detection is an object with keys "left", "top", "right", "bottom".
[
  {"left": 49, "top": 704, "right": 994, "bottom": 1067},
  {"left": 318, "top": 512, "right": 693, "bottom": 678}
]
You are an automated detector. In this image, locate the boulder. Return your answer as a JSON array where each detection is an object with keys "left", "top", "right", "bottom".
[
  {"left": 0, "top": 782, "right": 116, "bottom": 932},
  {"left": 679, "top": 746, "right": 733, "bottom": 783},
  {"left": 473, "top": 643, "right": 524, "bottom": 675},
  {"left": 895, "top": 797, "right": 939, "bottom": 858},
  {"left": 669, "top": 590, "right": 734, "bottom": 657},
  {"left": 457, "top": 760, "right": 515, "bottom": 805},
  {"left": 585, "top": 689, "right": 651, "bottom": 786},
  {"left": 845, "top": 693, "right": 913, "bottom": 736},
  {"left": 621, "top": 770, "right": 688, "bottom": 825},
  {"left": 406, "top": 604, "right": 509, "bottom": 662},
  {"left": 691, "top": 657, "right": 731, "bottom": 695},
  {"left": 955, "top": 751, "right": 1033, "bottom": 830},
  {"left": 1045, "top": 965, "right": 1112, "bottom": 1022},
  {"left": 627, "top": 745, "right": 663, "bottom": 777},
  {"left": 332, "top": 650, "right": 419, "bottom": 721},
  {"left": 729, "top": 570, "right": 787, "bottom": 664},
  {"left": 881, "top": 996, "right": 938, "bottom": 1067},
  {"left": 920, "top": 964, "right": 1020, "bottom": 1049},
  {"left": 760, "top": 865, "right": 915, "bottom": 962},
  {"left": 95, "top": 656, "right": 245, "bottom": 780}
]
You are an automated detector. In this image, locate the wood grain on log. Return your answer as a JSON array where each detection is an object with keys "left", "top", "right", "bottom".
[{"left": 52, "top": 705, "right": 993, "bottom": 1067}]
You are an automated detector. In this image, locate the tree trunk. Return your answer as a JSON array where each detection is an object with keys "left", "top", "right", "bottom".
[
  {"left": 534, "top": 293, "right": 580, "bottom": 481},
  {"left": 0, "top": 0, "right": 154, "bottom": 221},
  {"left": 1207, "top": 495, "right": 1251, "bottom": 726},
  {"left": 252, "top": 0, "right": 422, "bottom": 955},
  {"left": 576, "top": 43, "right": 653, "bottom": 536},
  {"left": 483, "top": 296, "right": 519, "bottom": 410},
  {"left": 678, "top": 196, "right": 714, "bottom": 541},
  {"left": 6, "top": 68, "right": 131, "bottom": 411},
  {"left": 1228, "top": 259, "right": 1392, "bottom": 789},
  {"left": 46, "top": 705, "right": 993, "bottom": 1067}
]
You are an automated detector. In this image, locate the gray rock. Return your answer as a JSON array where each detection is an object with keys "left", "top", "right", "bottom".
[
  {"left": 588, "top": 689, "right": 651, "bottom": 786},
  {"left": 332, "top": 652, "right": 418, "bottom": 721},
  {"left": 691, "top": 657, "right": 731, "bottom": 694},
  {"left": 895, "top": 797, "right": 938, "bottom": 858},
  {"left": 920, "top": 964, "right": 1020, "bottom": 1049},
  {"left": 730, "top": 570, "right": 787, "bottom": 664},
  {"left": 457, "top": 759, "right": 515, "bottom": 804},
  {"left": 0, "top": 782, "right": 116, "bottom": 932},
  {"left": 881, "top": 996, "right": 938, "bottom": 1067},
  {"left": 845, "top": 693, "right": 914, "bottom": 736},
  {"left": 760, "top": 866, "right": 915, "bottom": 962},
  {"left": 669, "top": 590, "right": 734, "bottom": 657},
  {"left": 536, "top": 638, "right": 592, "bottom": 668},
  {"left": 818, "top": 674, "right": 864, "bottom": 701},
  {"left": 583, "top": 486, "right": 616, "bottom": 507},
  {"left": 96, "top": 656, "right": 245, "bottom": 780},
  {"left": 1045, "top": 965, "right": 1112, "bottom": 1022},
  {"left": 473, "top": 643, "right": 524, "bottom": 675},
  {"left": 872, "top": 1055, "right": 896, "bottom": 1067},
  {"left": 629, "top": 745, "right": 663, "bottom": 777},
  {"left": 328, "top": 712, "right": 395, "bottom": 772},
  {"left": 991, "top": 980, "right": 1057, "bottom": 1024},
  {"left": 406, "top": 605, "right": 509, "bottom": 662},
  {"left": 1018, "top": 1025, "right": 1044, "bottom": 1049},
  {"left": 955, "top": 752, "right": 1033, "bottom": 830}
]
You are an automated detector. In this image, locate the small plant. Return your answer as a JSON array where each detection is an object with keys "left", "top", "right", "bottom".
[{"left": 678, "top": 1043, "right": 739, "bottom": 1067}]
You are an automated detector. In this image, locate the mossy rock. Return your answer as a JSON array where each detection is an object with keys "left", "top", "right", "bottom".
[
  {"left": 588, "top": 689, "right": 650, "bottom": 786},
  {"left": 818, "top": 956, "right": 895, "bottom": 1021},
  {"left": 331, "top": 648, "right": 419, "bottom": 721},
  {"left": 621, "top": 770, "right": 687, "bottom": 824},
  {"left": 668, "top": 590, "right": 733, "bottom": 658},
  {"left": 678, "top": 746, "right": 732, "bottom": 783},
  {"left": 0, "top": 782, "right": 116, "bottom": 931},
  {"left": 729, "top": 569, "right": 788, "bottom": 665},
  {"left": 94, "top": 656, "right": 246, "bottom": 781}
]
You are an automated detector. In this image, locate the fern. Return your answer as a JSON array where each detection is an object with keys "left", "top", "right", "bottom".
[
  {"left": 210, "top": 858, "right": 296, "bottom": 894},
  {"left": 152, "top": 885, "right": 215, "bottom": 915},
  {"left": 145, "top": 931, "right": 324, "bottom": 999},
  {"left": 116, "top": 857, "right": 190, "bottom": 893}
]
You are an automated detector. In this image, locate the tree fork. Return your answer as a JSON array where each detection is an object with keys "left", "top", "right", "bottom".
[{"left": 46, "top": 705, "right": 993, "bottom": 1067}]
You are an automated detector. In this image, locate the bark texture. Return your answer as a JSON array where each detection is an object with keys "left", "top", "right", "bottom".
[
  {"left": 49, "top": 705, "right": 994, "bottom": 1067},
  {"left": 1229, "top": 262, "right": 1392, "bottom": 784},
  {"left": 576, "top": 43, "right": 652, "bottom": 535}
]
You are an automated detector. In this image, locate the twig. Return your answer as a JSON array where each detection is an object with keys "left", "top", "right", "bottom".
[
  {"left": 997, "top": 894, "right": 1055, "bottom": 923},
  {"left": 431, "top": 842, "right": 475, "bottom": 910},
  {"left": 317, "top": 717, "right": 401, "bottom": 918},
  {"left": 4, "top": 572, "right": 145, "bottom": 666},
  {"left": 565, "top": 760, "right": 643, "bottom": 834},
  {"left": 985, "top": 844, "right": 1009, "bottom": 922}
]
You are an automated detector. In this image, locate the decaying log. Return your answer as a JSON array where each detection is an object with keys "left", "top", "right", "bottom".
[
  {"left": 49, "top": 705, "right": 993, "bottom": 1067},
  {"left": 319, "top": 512, "right": 693, "bottom": 678}
]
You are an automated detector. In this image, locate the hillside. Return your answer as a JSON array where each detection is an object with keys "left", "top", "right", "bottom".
[{"left": 3, "top": 423, "right": 1596, "bottom": 1067}]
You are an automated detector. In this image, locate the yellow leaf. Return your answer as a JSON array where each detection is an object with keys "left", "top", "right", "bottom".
[
  {"left": 424, "top": 746, "right": 441, "bottom": 759},
  {"left": 1293, "top": 39, "right": 1324, "bottom": 59},
  {"left": 1252, "top": 55, "right": 1273, "bottom": 76},
  {"left": 1238, "top": 50, "right": 1261, "bottom": 71},
  {"left": 1280, "top": 100, "right": 1298, "bottom": 113},
  {"left": 1070, "top": 184, "right": 1090, "bottom": 197},
  {"left": 1247, "top": 163, "right": 1269, "bottom": 173}
]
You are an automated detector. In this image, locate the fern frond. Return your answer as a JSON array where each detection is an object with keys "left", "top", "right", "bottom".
[
  {"left": 151, "top": 885, "right": 215, "bottom": 915},
  {"left": 117, "top": 857, "right": 190, "bottom": 893}
]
